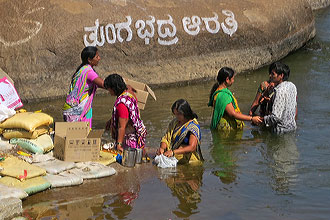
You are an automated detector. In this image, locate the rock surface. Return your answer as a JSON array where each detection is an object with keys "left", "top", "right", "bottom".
[
  {"left": 0, "top": 0, "right": 315, "bottom": 101},
  {"left": 308, "top": 0, "right": 330, "bottom": 10}
]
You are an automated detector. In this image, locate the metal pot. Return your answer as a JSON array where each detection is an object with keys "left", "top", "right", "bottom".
[
  {"left": 122, "top": 148, "right": 136, "bottom": 167},
  {"left": 135, "top": 148, "right": 143, "bottom": 164}
]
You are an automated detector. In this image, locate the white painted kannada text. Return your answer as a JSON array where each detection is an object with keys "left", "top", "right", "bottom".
[{"left": 83, "top": 10, "right": 238, "bottom": 47}]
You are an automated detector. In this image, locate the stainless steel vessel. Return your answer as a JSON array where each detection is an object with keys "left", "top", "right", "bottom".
[{"left": 122, "top": 148, "right": 136, "bottom": 167}]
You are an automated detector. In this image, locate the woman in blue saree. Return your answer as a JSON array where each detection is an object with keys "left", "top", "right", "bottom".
[{"left": 157, "top": 99, "right": 203, "bottom": 164}]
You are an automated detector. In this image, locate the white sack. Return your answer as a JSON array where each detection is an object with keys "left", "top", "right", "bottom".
[
  {"left": 19, "top": 151, "right": 55, "bottom": 164},
  {"left": 68, "top": 162, "right": 116, "bottom": 179},
  {"left": 34, "top": 159, "right": 76, "bottom": 174},
  {"left": 0, "top": 183, "right": 28, "bottom": 199},
  {"left": 44, "top": 172, "right": 83, "bottom": 188}
]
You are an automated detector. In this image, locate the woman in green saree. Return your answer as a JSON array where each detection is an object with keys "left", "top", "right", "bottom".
[
  {"left": 157, "top": 99, "right": 203, "bottom": 164},
  {"left": 208, "top": 67, "right": 262, "bottom": 131}
]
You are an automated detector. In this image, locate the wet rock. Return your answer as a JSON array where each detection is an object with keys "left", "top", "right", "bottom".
[
  {"left": 0, "top": 197, "right": 23, "bottom": 220},
  {"left": 304, "top": 40, "right": 323, "bottom": 51},
  {"left": 308, "top": 0, "right": 330, "bottom": 10},
  {"left": 0, "top": 0, "right": 315, "bottom": 101}
]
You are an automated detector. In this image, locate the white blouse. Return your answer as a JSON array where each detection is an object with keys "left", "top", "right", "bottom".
[{"left": 264, "top": 81, "right": 297, "bottom": 133}]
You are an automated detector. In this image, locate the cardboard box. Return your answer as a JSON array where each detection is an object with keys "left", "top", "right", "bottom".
[
  {"left": 53, "top": 122, "right": 104, "bottom": 162},
  {"left": 124, "top": 78, "right": 156, "bottom": 110}
]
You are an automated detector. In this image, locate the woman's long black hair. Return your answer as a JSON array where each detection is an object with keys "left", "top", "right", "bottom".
[
  {"left": 104, "top": 74, "right": 127, "bottom": 96},
  {"left": 208, "top": 67, "right": 235, "bottom": 105},
  {"left": 171, "top": 99, "right": 198, "bottom": 120},
  {"left": 71, "top": 46, "right": 98, "bottom": 84}
]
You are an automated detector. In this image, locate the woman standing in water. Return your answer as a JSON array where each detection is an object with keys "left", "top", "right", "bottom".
[
  {"left": 157, "top": 99, "right": 203, "bottom": 164},
  {"left": 208, "top": 67, "right": 262, "bottom": 130},
  {"left": 104, "top": 74, "right": 146, "bottom": 153},
  {"left": 63, "top": 46, "right": 104, "bottom": 128}
]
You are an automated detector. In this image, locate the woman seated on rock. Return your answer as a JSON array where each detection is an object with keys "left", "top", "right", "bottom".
[
  {"left": 157, "top": 99, "right": 203, "bottom": 164},
  {"left": 208, "top": 67, "right": 262, "bottom": 130},
  {"left": 104, "top": 74, "right": 146, "bottom": 153}
]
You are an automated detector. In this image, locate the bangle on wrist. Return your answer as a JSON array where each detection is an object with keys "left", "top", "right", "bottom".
[
  {"left": 172, "top": 150, "right": 175, "bottom": 156},
  {"left": 250, "top": 116, "right": 253, "bottom": 121}
]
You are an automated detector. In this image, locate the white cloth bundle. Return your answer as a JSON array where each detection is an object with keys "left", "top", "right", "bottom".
[{"left": 154, "top": 154, "right": 178, "bottom": 168}]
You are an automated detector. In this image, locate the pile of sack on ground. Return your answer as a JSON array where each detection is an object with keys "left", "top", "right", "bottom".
[
  {"left": 1, "top": 110, "right": 54, "bottom": 153},
  {"left": 0, "top": 106, "right": 117, "bottom": 201}
]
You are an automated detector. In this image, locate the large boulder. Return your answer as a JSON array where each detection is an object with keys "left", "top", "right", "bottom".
[{"left": 0, "top": 0, "right": 315, "bottom": 101}]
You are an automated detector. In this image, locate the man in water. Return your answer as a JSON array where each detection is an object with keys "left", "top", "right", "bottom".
[{"left": 262, "top": 62, "right": 297, "bottom": 133}]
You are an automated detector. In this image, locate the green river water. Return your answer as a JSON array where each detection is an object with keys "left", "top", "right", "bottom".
[{"left": 21, "top": 7, "right": 330, "bottom": 220}]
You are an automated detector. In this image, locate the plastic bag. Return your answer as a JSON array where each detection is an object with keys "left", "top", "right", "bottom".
[
  {"left": 0, "top": 77, "right": 23, "bottom": 110},
  {"left": 154, "top": 154, "right": 178, "bottom": 168},
  {"left": 0, "top": 103, "right": 15, "bottom": 123}
]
